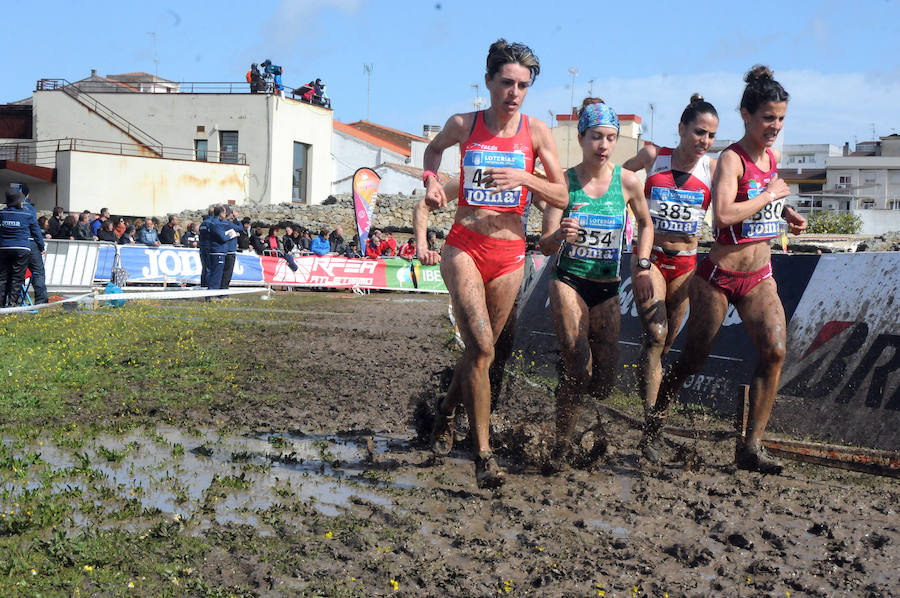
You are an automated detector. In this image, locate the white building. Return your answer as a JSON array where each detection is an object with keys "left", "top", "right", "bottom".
[
  {"left": 1, "top": 70, "right": 333, "bottom": 213},
  {"left": 552, "top": 110, "right": 644, "bottom": 171},
  {"left": 798, "top": 136, "right": 900, "bottom": 233}
]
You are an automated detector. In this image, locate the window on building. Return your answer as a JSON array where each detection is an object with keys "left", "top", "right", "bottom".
[
  {"left": 292, "top": 142, "right": 310, "bottom": 203},
  {"left": 838, "top": 175, "right": 851, "bottom": 188},
  {"left": 195, "top": 139, "right": 208, "bottom": 162},
  {"left": 220, "top": 131, "right": 239, "bottom": 164},
  {"left": 863, "top": 174, "right": 876, "bottom": 185}
]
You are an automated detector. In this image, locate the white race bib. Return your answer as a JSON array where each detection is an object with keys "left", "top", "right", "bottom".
[
  {"left": 462, "top": 150, "right": 525, "bottom": 207},
  {"left": 741, "top": 188, "right": 784, "bottom": 239},
  {"left": 565, "top": 213, "right": 623, "bottom": 262},
  {"left": 648, "top": 187, "right": 705, "bottom": 236}
]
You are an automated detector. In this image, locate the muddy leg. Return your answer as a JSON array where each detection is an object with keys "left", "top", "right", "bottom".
[
  {"left": 733, "top": 278, "right": 786, "bottom": 473},
  {"left": 548, "top": 279, "right": 591, "bottom": 468},
  {"left": 634, "top": 264, "right": 669, "bottom": 412},
  {"left": 643, "top": 277, "right": 727, "bottom": 461}
]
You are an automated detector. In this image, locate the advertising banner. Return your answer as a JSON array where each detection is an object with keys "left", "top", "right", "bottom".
[
  {"left": 352, "top": 168, "right": 381, "bottom": 254},
  {"left": 261, "top": 255, "right": 446, "bottom": 292},
  {"left": 96, "top": 245, "right": 263, "bottom": 285}
]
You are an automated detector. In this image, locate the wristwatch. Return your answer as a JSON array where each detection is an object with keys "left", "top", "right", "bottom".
[{"left": 637, "top": 257, "right": 652, "bottom": 270}]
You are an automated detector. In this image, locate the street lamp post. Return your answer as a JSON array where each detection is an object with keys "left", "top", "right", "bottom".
[{"left": 566, "top": 67, "right": 578, "bottom": 167}]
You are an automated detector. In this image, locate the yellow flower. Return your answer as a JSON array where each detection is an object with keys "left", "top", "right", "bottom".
[
  {"left": 30, "top": 568, "right": 37, "bottom": 576},
  {"left": 83, "top": 565, "right": 93, "bottom": 572},
  {"left": 128, "top": 581, "right": 135, "bottom": 588},
  {"left": 324, "top": 531, "right": 333, "bottom": 539},
  {"left": 389, "top": 579, "right": 399, "bottom": 591}
]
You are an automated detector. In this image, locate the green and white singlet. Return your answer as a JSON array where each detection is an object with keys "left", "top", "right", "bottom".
[{"left": 556, "top": 165, "right": 627, "bottom": 281}]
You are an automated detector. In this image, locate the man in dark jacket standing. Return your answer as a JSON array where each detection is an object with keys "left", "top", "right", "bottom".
[
  {"left": 1, "top": 189, "right": 44, "bottom": 307},
  {"left": 197, "top": 207, "right": 213, "bottom": 287},
  {"left": 19, "top": 184, "right": 48, "bottom": 304},
  {"left": 220, "top": 206, "right": 243, "bottom": 289},
  {"left": 159, "top": 215, "right": 179, "bottom": 245}
]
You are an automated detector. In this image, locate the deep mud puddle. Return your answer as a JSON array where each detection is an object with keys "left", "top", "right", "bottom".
[{"left": 0, "top": 427, "right": 419, "bottom": 528}]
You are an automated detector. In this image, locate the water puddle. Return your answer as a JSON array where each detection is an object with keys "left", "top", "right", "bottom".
[
  {"left": 0, "top": 427, "right": 417, "bottom": 530},
  {"left": 585, "top": 519, "right": 631, "bottom": 537}
]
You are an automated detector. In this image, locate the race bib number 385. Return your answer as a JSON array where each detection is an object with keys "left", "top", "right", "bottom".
[
  {"left": 462, "top": 150, "right": 526, "bottom": 207},
  {"left": 741, "top": 187, "right": 784, "bottom": 239},
  {"left": 649, "top": 187, "right": 705, "bottom": 235},
  {"left": 566, "top": 213, "right": 623, "bottom": 262}
]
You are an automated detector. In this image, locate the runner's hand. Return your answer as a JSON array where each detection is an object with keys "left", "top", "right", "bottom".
[
  {"left": 633, "top": 269, "right": 654, "bottom": 303},
  {"left": 417, "top": 248, "right": 441, "bottom": 265},
  {"left": 557, "top": 217, "right": 580, "bottom": 242},
  {"left": 483, "top": 167, "right": 527, "bottom": 191},
  {"left": 784, "top": 206, "right": 807, "bottom": 234},
  {"left": 765, "top": 174, "right": 790, "bottom": 200},
  {"left": 424, "top": 178, "right": 448, "bottom": 209}
]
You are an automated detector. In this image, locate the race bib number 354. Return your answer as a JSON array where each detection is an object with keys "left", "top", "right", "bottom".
[
  {"left": 462, "top": 150, "right": 526, "bottom": 207},
  {"left": 566, "top": 213, "right": 623, "bottom": 262}
]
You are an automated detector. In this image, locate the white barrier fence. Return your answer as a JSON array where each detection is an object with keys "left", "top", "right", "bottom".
[{"left": 44, "top": 239, "right": 116, "bottom": 293}]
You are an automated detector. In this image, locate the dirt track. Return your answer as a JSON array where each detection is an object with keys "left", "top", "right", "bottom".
[{"left": 161, "top": 291, "right": 899, "bottom": 597}]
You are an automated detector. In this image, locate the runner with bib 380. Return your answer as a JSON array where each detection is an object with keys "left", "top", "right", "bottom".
[
  {"left": 412, "top": 39, "right": 568, "bottom": 489},
  {"left": 622, "top": 94, "right": 719, "bottom": 452},
  {"left": 539, "top": 98, "right": 653, "bottom": 474},
  {"left": 642, "top": 66, "right": 807, "bottom": 473}
]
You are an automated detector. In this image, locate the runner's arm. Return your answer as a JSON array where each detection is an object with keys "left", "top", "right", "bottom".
[
  {"left": 711, "top": 149, "right": 790, "bottom": 228},
  {"left": 622, "top": 144, "right": 656, "bottom": 173},
  {"left": 623, "top": 169, "right": 654, "bottom": 303},
  {"left": 538, "top": 204, "right": 565, "bottom": 256},
  {"left": 423, "top": 114, "right": 469, "bottom": 208}
]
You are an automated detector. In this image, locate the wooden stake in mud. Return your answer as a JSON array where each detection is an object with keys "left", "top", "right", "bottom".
[{"left": 735, "top": 384, "right": 749, "bottom": 455}]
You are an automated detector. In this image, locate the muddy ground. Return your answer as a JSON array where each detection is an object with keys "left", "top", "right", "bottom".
[{"left": 15, "top": 292, "right": 900, "bottom": 596}]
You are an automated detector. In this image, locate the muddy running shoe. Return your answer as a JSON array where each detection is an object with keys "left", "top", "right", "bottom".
[
  {"left": 542, "top": 445, "right": 571, "bottom": 476},
  {"left": 735, "top": 445, "right": 783, "bottom": 474},
  {"left": 475, "top": 450, "right": 504, "bottom": 489},
  {"left": 430, "top": 402, "right": 456, "bottom": 457},
  {"left": 639, "top": 414, "right": 665, "bottom": 464}
]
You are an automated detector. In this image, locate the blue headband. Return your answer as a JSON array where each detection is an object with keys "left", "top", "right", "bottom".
[{"left": 578, "top": 102, "right": 619, "bottom": 134}]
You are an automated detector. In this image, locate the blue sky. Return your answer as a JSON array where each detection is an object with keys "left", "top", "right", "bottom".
[{"left": 4, "top": 0, "right": 899, "bottom": 149}]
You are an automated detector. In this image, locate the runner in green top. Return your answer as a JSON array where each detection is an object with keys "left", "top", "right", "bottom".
[{"left": 539, "top": 98, "right": 654, "bottom": 473}]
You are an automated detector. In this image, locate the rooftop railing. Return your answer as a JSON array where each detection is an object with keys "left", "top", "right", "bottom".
[{"left": 0, "top": 138, "right": 246, "bottom": 167}]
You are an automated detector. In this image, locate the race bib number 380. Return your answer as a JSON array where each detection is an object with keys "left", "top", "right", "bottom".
[
  {"left": 649, "top": 187, "right": 705, "bottom": 235},
  {"left": 462, "top": 150, "right": 526, "bottom": 207},
  {"left": 741, "top": 187, "right": 784, "bottom": 239},
  {"left": 566, "top": 213, "right": 623, "bottom": 262}
]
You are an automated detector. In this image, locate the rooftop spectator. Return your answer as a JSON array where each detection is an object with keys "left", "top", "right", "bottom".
[
  {"left": 247, "top": 63, "right": 264, "bottom": 93},
  {"left": 139, "top": 217, "right": 160, "bottom": 247}
]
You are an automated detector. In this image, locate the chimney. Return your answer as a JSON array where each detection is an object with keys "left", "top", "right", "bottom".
[
  {"left": 90, "top": 69, "right": 97, "bottom": 78},
  {"left": 843, "top": 141, "right": 850, "bottom": 156}
]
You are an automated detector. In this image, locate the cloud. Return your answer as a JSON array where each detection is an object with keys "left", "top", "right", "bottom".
[{"left": 259, "top": 0, "right": 363, "bottom": 56}]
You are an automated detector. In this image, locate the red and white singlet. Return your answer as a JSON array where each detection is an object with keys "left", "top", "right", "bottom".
[
  {"left": 715, "top": 143, "right": 783, "bottom": 245},
  {"left": 458, "top": 111, "right": 535, "bottom": 216},
  {"left": 644, "top": 147, "right": 712, "bottom": 237}
]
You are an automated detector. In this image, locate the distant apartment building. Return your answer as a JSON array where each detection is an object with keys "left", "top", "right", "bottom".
[{"left": 0, "top": 70, "right": 332, "bottom": 213}]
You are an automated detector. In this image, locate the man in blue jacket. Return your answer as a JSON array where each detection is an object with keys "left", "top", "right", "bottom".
[
  {"left": 206, "top": 206, "right": 242, "bottom": 291},
  {"left": 220, "top": 206, "right": 244, "bottom": 289},
  {"left": 1, "top": 189, "right": 44, "bottom": 307},
  {"left": 197, "top": 207, "right": 214, "bottom": 287},
  {"left": 310, "top": 229, "right": 331, "bottom": 256},
  {"left": 19, "top": 184, "right": 48, "bottom": 304}
]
